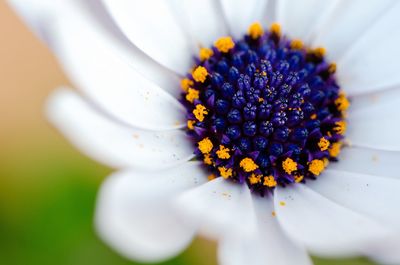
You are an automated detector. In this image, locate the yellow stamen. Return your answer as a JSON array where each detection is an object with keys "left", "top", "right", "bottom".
[
  {"left": 208, "top": 174, "right": 216, "bottom": 181},
  {"left": 193, "top": 104, "right": 208, "bottom": 122},
  {"left": 328, "top": 63, "right": 337, "bottom": 74},
  {"left": 270, "top": 22, "right": 281, "bottom": 36},
  {"left": 240, "top": 157, "right": 259, "bottom": 172},
  {"left": 214, "top": 36, "right": 235, "bottom": 53},
  {"left": 308, "top": 159, "right": 325, "bottom": 176},
  {"left": 248, "top": 174, "right": 262, "bottom": 185},
  {"left": 335, "top": 93, "right": 350, "bottom": 112},
  {"left": 282, "top": 158, "right": 297, "bottom": 174},
  {"left": 180, "top": 78, "right": 193, "bottom": 92},
  {"left": 318, "top": 137, "right": 330, "bottom": 151},
  {"left": 199, "top": 47, "right": 214, "bottom": 61},
  {"left": 294, "top": 174, "right": 304, "bottom": 183},
  {"left": 192, "top": 66, "right": 208, "bottom": 83},
  {"left": 329, "top": 142, "right": 342, "bottom": 158},
  {"left": 263, "top": 175, "right": 277, "bottom": 187},
  {"left": 333, "top": 121, "right": 347, "bottom": 135},
  {"left": 313, "top": 47, "right": 326, "bottom": 57},
  {"left": 248, "top": 22, "right": 264, "bottom": 39},
  {"left": 218, "top": 166, "right": 233, "bottom": 179},
  {"left": 185, "top": 88, "right": 199, "bottom": 103},
  {"left": 310, "top": 113, "right": 317, "bottom": 120},
  {"left": 258, "top": 97, "right": 264, "bottom": 102},
  {"left": 216, "top": 145, "right": 230, "bottom": 159},
  {"left": 198, "top": 137, "right": 213, "bottom": 154},
  {"left": 187, "top": 120, "right": 195, "bottom": 130},
  {"left": 203, "top": 154, "right": 213, "bottom": 165},
  {"left": 323, "top": 157, "right": 330, "bottom": 167},
  {"left": 290, "top": 39, "right": 303, "bottom": 50}
]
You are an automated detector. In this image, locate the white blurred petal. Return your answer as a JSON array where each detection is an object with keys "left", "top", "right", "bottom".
[
  {"left": 274, "top": 184, "right": 390, "bottom": 257},
  {"left": 95, "top": 162, "right": 206, "bottom": 262},
  {"left": 218, "top": 197, "right": 312, "bottom": 265},
  {"left": 169, "top": 0, "right": 228, "bottom": 48},
  {"left": 175, "top": 178, "right": 257, "bottom": 240},
  {"left": 48, "top": 16, "right": 185, "bottom": 130},
  {"left": 338, "top": 2, "right": 400, "bottom": 96},
  {"left": 313, "top": 0, "right": 395, "bottom": 60},
  {"left": 47, "top": 89, "right": 193, "bottom": 170},
  {"left": 101, "top": 0, "right": 192, "bottom": 74},
  {"left": 276, "top": 0, "right": 338, "bottom": 43},
  {"left": 307, "top": 169, "right": 400, "bottom": 230},
  {"left": 329, "top": 146, "right": 400, "bottom": 179},
  {"left": 347, "top": 88, "right": 400, "bottom": 151},
  {"left": 220, "top": 0, "right": 269, "bottom": 39}
]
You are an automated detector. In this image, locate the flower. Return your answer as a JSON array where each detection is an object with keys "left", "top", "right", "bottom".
[{"left": 9, "top": 0, "right": 400, "bottom": 264}]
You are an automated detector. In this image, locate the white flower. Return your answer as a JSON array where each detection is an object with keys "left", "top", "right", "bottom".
[{"left": 9, "top": 0, "right": 400, "bottom": 264}]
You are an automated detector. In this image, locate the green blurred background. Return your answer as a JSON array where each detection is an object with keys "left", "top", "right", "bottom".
[{"left": 0, "top": 2, "right": 376, "bottom": 265}]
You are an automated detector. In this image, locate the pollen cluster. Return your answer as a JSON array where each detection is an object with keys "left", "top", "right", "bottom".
[{"left": 181, "top": 22, "right": 349, "bottom": 195}]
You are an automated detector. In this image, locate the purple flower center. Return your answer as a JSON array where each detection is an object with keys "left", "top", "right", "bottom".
[{"left": 181, "top": 23, "right": 349, "bottom": 196}]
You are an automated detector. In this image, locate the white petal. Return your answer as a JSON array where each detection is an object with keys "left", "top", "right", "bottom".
[
  {"left": 95, "top": 162, "right": 206, "bottom": 262},
  {"left": 276, "top": 0, "right": 338, "bottom": 43},
  {"left": 307, "top": 169, "right": 400, "bottom": 230},
  {"left": 48, "top": 16, "right": 185, "bottom": 130},
  {"left": 312, "top": 0, "right": 395, "bottom": 60},
  {"left": 169, "top": 0, "right": 228, "bottom": 48},
  {"left": 175, "top": 178, "right": 257, "bottom": 240},
  {"left": 366, "top": 234, "right": 400, "bottom": 265},
  {"left": 7, "top": 0, "right": 74, "bottom": 41},
  {"left": 47, "top": 88, "right": 193, "bottom": 170},
  {"left": 101, "top": 0, "right": 192, "bottom": 74},
  {"left": 218, "top": 197, "right": 312, "bottom": 265},
  {"left": 274, "top": 184, "right": 390, "bottom": 257},
  {"left": 329, "top": 146, "right": 400, "bottom": 179},
  {"left": 346, "top": 88, "right": 400, "bottom": 151},
  {"left": 220, "top": 0, "right": 269, "bottom": 39},
  {"left": 338, "top": 2, "right": 400, "bottom": 96}
]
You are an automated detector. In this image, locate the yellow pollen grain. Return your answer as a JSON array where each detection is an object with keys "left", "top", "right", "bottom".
[
  {"left": 214, "top": 36, "right": 235, "bottom": 53},
  {"left": 208, "top": 174, "right": 216, "bottom": 181},
  {"left": 199, "top": 47, "right": 214, "bottom": 61},
  {"left": 216, "top": 145, "right": 231, "bottom": 159},
  {"left": 310, "top": 113, "right": 317, "bottom": 120},
  {"left": 180, "top": 78, "right": 193, "bottom": 92},
  {"left": 218, "top": 166, "right": 233, "bottom": 179},
  {"left": 270, "top": 22, "right": 281, "bottom": 36},
  {"left": 323, "top": 157, "right": 330, "bottom": 167},
  {"left": 279, "top": 201, "right": 286, "bottom": 206},
  {"left": 192, "top": 66, "right": 208, "bottom": 83},
  {"left": 240, "top": 157, "right": 259, "bottom": 172},
  {"left": 329, "top": 142, "right": 342, "bottom": 158},
  {"left": 290, "top": 39, "right": 303, "bottom": 50},
  {"left": 193, "top": 104, "right": 208, "bottom": 122},
  {"left": 263, "top": 175, "right": 277, "bottom": 187},
  {"left": 328, "top": 63, "right": 337, "bottom": 74},
  {"left": 272, "top": 211, "right": 276, "bottom": 217},
  {"left": 335, "top": 93, "right": 350, "bottom": 112},
  {"left": 198, "top": 137, "right": 213, "bottom": 154},
  {"left": 318, "top": 137, "right": 330, "bottom": 151},
  {"left": 294, "top": 174, "right": 304, "bottom": 183},
  {"left": 187, "top": 120, "right": 195, "bottom": 130},
  {"left": 313, "top": 47, "right": 326, "bottom": 57},
  {"left": 258, "top": 97, "right": 264, "bottom": 102},
  {"left": 282, "top": 158, "right": 297, "bottom": 174},
  {"left": 248, "top": 174, "right": 262, "bottom": 185},
  {"left": 185, "top": 88, "right": 199, "bottom": 103},
  {"left": 203, "top": 154, "right": 213, "bottom": 165},
  {"left": 333, "top": 121, "right": 347, "bottom": 135},
  {"left": 248, "top": 22, "right": 264, "bottom": 39},
  {"left": 308, "top": 159, "right": 325, "bottom": 176}
]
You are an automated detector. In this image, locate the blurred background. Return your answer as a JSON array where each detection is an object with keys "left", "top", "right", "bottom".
[{"left": 0, "top": 2, "right": 376, "bottom": 265}]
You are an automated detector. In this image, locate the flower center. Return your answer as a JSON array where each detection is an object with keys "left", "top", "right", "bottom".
[{"left": 181, "top": 22, "right": 349, "bottom": 196}]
